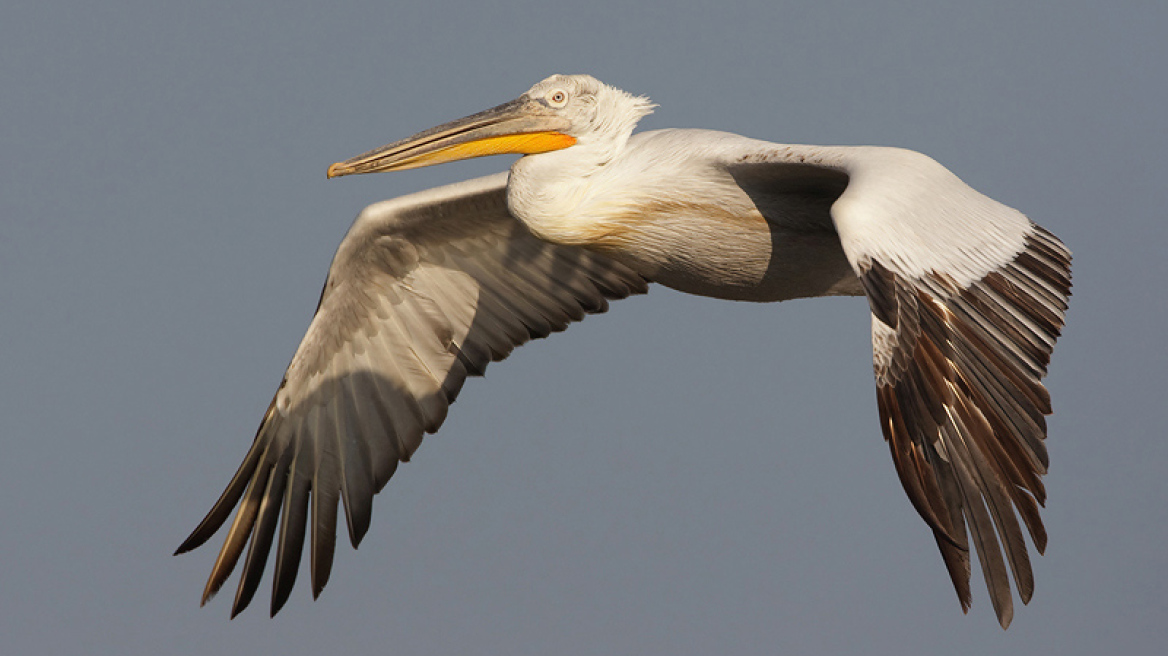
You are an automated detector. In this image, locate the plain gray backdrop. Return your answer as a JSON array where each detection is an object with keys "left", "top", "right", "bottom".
[{"left": 3, "top": 1, "right": 1165, "bottom": 654}]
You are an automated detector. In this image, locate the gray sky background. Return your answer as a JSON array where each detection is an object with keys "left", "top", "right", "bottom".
[{"left": 3, "top": 1, "right": 1165, "bottom": 654}]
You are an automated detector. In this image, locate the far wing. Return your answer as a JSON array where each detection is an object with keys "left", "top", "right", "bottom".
[
  {"left": 175, "top": 173, "right": 648, "bottom": 616},
  {"left": 835, "top": 147, "right": 1070, "bottom": 628},
  {"left": 729, "top": 141, "right": 1071, "bottom": 628}
]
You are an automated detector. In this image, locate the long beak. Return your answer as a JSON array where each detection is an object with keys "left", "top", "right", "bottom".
[{"left": 326, "top": 96, "right": 577, "bottom": 178}]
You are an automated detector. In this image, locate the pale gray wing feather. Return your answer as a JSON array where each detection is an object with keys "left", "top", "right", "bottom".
[
  {"left": 718, "top": 138, "right": 1071, "bottom": 629},
  {"left": 175, "top": 173, "right": 648, "bottom": 616}
]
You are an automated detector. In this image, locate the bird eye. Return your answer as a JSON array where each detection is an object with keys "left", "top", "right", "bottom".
[{"left": 547, "top": 90, "right": 568, "bottom": 107}]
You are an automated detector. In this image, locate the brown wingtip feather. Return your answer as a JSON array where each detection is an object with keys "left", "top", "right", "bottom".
[
  {"left": 199, "top": 459, "right": 271, "bottom": 612},
  {"left": 865, "top": 222, "right": 1070, "bottom": 627}
]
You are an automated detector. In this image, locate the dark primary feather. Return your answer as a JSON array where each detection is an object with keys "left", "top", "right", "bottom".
[
  {"left": 862, "top": 225, "right": 1071, "bottom": 629},
  {"left": 174, "top": 176, "right": 648, "bottom": 617}
]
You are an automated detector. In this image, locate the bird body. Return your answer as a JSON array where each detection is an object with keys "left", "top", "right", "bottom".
[
  {"left": 178, "top": 74, "right": 1070, "bottom": 629},
  {"left": 512, "top": 129, "right": 862, "bottom": 302}
]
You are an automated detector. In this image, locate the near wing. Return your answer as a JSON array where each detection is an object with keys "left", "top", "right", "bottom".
[
  {"left": 175, "top": 172, "right": 648, "bottom": 617},
  {"left": 731, "top": 142, "right": 1071, "bottom": 628}
]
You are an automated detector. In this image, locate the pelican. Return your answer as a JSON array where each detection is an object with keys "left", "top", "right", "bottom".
[{"left": 176, "top": 74, "right": 1071, "bottom": 628}]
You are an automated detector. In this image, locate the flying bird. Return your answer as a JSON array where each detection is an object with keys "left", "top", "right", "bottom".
[{"left": 176, "top": 74, "right": 1071, "bottom": 628}]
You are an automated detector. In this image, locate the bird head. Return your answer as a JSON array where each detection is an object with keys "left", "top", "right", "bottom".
[{"left": 326, "top": 74, "right": 653, "bottom": 178}]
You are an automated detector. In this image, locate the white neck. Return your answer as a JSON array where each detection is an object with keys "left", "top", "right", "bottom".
[{"left": 505, "top": 84, "right": 653, "bottom": 245}]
